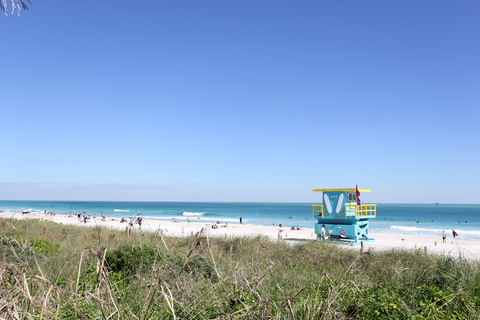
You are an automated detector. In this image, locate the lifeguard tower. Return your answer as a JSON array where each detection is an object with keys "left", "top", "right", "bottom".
[{"left": 312, "top": 187, "right": 377, "bottom": 245}]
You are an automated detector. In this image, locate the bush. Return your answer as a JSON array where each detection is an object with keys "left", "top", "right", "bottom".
[
  {"left": 105, "top": 244, "right": 165, "bottom": 277},
  {"left": 184, "top": 254, "right": 218, "bottom": 282},
  {"left": 29, "top": 238, "right": 59, "bottom": 254}
]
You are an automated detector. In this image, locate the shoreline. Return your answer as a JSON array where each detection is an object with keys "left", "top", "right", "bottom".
[{"left": 3, "top": 211, "right": 479, "bottom": 261}]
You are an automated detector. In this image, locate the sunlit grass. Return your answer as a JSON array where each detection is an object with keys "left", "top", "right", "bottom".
[{"left": 1, "top": 218, "right": 479, "bottom": 319}]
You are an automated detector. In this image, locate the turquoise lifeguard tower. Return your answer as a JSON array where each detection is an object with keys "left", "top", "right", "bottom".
[{"left": 312, "top": 187, "right": 377, "bottom": 245}]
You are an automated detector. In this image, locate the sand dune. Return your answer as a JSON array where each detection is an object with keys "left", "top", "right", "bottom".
[{"left": 5, "top": 211, "right": 479, "bottom": 261}]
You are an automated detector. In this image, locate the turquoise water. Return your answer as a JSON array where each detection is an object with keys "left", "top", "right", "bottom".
[{"left": 1, "top": 201, "right": 479, "bottom": 240}]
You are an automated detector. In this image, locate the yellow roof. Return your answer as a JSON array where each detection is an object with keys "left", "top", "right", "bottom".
[{"left": 313, "top": 188, "right": 371, "bottom": 192}]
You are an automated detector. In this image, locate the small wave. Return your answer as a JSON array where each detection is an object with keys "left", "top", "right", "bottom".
[
  {"left": 182, "top": 212, "right": 205, "bottom": 216},
  {"left": 24, "top": 209, "right": 48, "bottom": 214},
  {"left": 140, "top": 215, "right": 178, "bottom": 221},
  {"left": 212, "top": 217, "right": 243, "bottom": 223},
  {"left": 114, "top": 209, "right": 130, "bottom": 212},
  {"left": 390, "top": 225, "right": 444, "bottom": 233},
  {"left": 452, "top": 229, "right": 480, "bottom": 236},
  {"left": 389, "top": 225, "right": 480, "bottom": 238}
]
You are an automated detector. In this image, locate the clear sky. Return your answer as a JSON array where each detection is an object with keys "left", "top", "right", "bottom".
[{"left": 1, "top": 1, "right": 479, "bottom": 204}]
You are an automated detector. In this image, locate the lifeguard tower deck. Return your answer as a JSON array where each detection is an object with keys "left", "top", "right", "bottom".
[{"left": 312, "top": 188, "right": 377, "bottom": 245}]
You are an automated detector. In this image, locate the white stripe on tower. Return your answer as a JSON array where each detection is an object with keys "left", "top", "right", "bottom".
[
  {"left": 336, "top": 194, "right": 344, "bottom": 213},
  {"left": 324, "top": 194, "right": 332, "bottom": 213}
]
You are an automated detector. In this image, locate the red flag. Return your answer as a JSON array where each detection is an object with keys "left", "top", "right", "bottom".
[{"left": 356, "top": 185, "right": 361, "bottom": 205}]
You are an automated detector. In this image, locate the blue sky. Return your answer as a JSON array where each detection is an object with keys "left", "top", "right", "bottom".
[{"left": 1, "top": 1, "right": 479, "bottom": 204}]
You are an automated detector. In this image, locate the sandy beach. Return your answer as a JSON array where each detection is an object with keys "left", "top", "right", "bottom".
[{"left": 3, "top": 211, "right": 480, "bottom": 261}]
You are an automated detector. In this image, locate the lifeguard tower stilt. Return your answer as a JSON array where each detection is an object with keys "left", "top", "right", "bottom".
[{"left": 312, "top": 187, "right": 377, "bottom": 245}]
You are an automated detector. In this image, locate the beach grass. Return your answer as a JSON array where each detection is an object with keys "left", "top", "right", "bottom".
[{"left": 1, "top": 218, "right": 479, "bottom": 319}]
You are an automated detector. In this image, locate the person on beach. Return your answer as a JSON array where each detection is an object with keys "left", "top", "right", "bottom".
[
  {"left": 278, "top": 224, "right": 284, "bottom": 240},
  {"left": 239, "top": 217, "right": 242, "bottom": 224},
  {"left": 137, "top": 217, "right": 142, "bottom": 229},
  {"left": 321, "top": 224, "right": 326, "bottom": 240},
  {"left": 452, "top": 229, "right": 458, "bottom": 238},
  {"left": 442, "top": 230, "right": 446, "bottom": 243}
]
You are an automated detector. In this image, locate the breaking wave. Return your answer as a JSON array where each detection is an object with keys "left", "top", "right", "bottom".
[{"left": 182, "top": 212, "right": 205, "bottom": 216}]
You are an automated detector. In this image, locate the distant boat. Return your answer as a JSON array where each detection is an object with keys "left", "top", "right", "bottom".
[{"left": 22, "top": 209, "right": 31, "bottom": 214}]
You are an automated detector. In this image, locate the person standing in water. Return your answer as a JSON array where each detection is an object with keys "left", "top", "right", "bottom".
[{"left": 239, "top": 217, "right": 242, "bottom": 224}]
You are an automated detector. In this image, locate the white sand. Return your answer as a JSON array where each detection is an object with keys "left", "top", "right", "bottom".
[{"left": 4, "top": 211, "right": 480, "bottom": 261}]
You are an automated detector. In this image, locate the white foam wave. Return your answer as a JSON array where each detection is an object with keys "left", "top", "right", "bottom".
[
  {"left": 390, "top": 225, "right": 480, "bottom": 236},
  {"left": 215, "top": 217, "right": 242, "bottom": 223},
  {"left": 114, "top": 209, "right": 130, "bottom": 212},
  {"left": 390, "top": 225, "right": 444, "bottom": 233},
  {"left": 140, "top": 215, "right": 178, "bottom": 221},
  {"left": 182, "top": 212, "right": 205, "bottom": 216},
  {"left": 450, "top": 229, "right": 480, "bottom": 236}
]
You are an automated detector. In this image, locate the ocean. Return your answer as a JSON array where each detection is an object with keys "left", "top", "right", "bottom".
[{"left": 1, "top": 201, "right": 479, "bottom": 241}]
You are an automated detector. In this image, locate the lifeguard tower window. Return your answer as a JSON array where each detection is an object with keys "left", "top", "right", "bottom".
[{"left": 347, "top": 193, "right": 356, "bottom": 201}]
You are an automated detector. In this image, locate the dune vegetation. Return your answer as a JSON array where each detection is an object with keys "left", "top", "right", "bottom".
[{"left": 0, "top": 218, "right": 479, "bottom": 319}]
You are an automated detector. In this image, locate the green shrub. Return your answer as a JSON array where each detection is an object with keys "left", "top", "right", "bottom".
[
  {"left": 184, "top": 254, "right": 218, "bottom": 282},
  {"left": 105, "top": 244, "right": 165, "bottom": 277},
  {"left": 29, "top": 238, "right": 59, "bottom": 254}
]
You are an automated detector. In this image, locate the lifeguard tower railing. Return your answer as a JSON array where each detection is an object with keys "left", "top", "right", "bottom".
[{"left": 312, "top": 204, "right": 377, "bottom": 219}]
